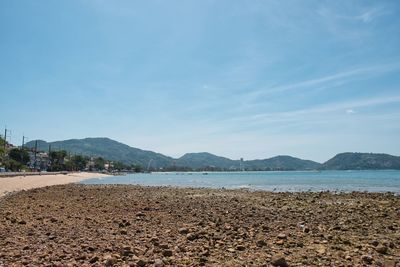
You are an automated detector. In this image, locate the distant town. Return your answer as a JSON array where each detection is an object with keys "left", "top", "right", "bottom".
[{"left": 0, "top": 130, "right": 142, "bottom": 173}]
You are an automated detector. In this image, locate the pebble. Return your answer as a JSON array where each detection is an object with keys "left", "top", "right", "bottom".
[
  {"left": 178, "top": 227, "right": 189, "bottom": 234},
  {"left": 154, "top": 259, "right": 164, "bottom": 267},
  {"left": 270, "top": 255, "right": 288, "bottom": 267},
  {"left": 162, "top": 250, "right": 173, "bottom": 257},
  {"left": 1, "top": 184, "right": 399, "bottom": 266},
  {"left": 361, "top": 254, "right": 373, "bottom": 264},
  {"left": 236, "top": 245, "right": 245, "bottom": 251},
  {"left": 376, "top": 245, "right": 388, "bottom": 254},
  {"left": 277, "top": 233, "right": 287, "bottom": 239},
  {"left": 186, "top": 233, "right": 198, "bottom": 241},
  {"left": 256, "top": 239, "right": 267, "bottom": 247}
]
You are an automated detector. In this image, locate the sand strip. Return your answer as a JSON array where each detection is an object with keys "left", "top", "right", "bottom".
[{"left": 0, "top": 172, "right": 109, "bottom": 197}]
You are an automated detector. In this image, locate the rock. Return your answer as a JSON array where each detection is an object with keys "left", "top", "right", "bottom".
[
  {"left": 120, "top": 229, "right": 128, "bottom": 235},
  {"left": 370, "top": 240, "right": 379, "bottom": 246},
  {"left": 376, "top": 245, "right": 388, "bottom": 254},
  {"left": 159, "top": 244, "right": 169, "bottom": 249},
  {"left": 154, "top": 259, "right": 164, "bottom": 267},
  {"left": 256, "top": 239, "right": 267, "bottom": 247},
  {"left": 136, "top": 259, "right": 146, "bottom": 267},
  {"left": 89, "top": 256, "right": 99, "bottom": 263},
  {"left": 361, "top": 254, "right": 373, "bottom": 264},
  {"left": 271, "top": 255, "right": 288, "bottom": 267},
  {"left": 162, "top": 250, "right": 173, "bottom": 257},
  {"left": 383, "top": 259, "right": 396, "bottom": 267},
  {"left": 178, "top": 227, "right": 189, "bottom": 234},
  {"left": 227, "top": 248, "right": 235, "bottom": 253},
  {"left": 104, "top": 254, "right": 118, "bottom": 266},
  {"left": 277, "top": 233, "right": 287, "bottom": 239},
  {"left": 186, "top": 233, "right": 198, "bottom": 241},
  {"left": 236, "top": 245, "right": 245, "bottom": 251}
]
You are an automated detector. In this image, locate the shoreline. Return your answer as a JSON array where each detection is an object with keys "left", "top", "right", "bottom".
[
  {"left": 0, "top": 184, "right": 398, "bottom": 266},
  {"left": 0, "top": 172, "right": 110, "bottom": 197}
]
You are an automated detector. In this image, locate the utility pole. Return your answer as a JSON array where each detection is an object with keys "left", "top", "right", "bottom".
[
  {"left": 34, "top": 140, "right": 38, "bottom": 171},
  {"left": 4, "top": 127, "right": 7, "bottom": 150},
  {"left": 48, "top": 144, "right": 51, "bottom": 171},
  {"left": 22, "top": 135, "right": 26, "bottom": 149}
]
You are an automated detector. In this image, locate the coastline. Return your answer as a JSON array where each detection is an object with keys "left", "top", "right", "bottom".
[
  {"left": 0, "top": 184, "right": 398, "bottom": 266},
  {"left": 0, "top": 172, "right": 110, "bottom": 197}
]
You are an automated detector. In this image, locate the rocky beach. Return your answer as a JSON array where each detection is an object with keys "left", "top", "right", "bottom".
[{"left": 0, "top": 184, "right": 399, "bottom": 266}]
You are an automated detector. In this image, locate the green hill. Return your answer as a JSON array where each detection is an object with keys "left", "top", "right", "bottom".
[
  {"left": 176, "top": 152, "right": 239, "bottom": 170},
  {"left": 25, "top": 138, "right": 173, "bottom": 168},
  {"left": 322, "top": 152, "right": 400, "bottom": 170},
  {"left": 25, "top": 138, "right": 400, "bottom": 171},
  {"left": 246, "top": 155, "right": 322, "bottom": 171}
]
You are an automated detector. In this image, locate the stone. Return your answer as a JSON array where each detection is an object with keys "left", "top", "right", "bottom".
[
  {"left": 178, "top": 227, "right": 189, "bottom": 234},
  {"left": 136, "top": 259, "right": 146, "bottom": 267},
  {"left": 162, "top": 250, "right": 173, "bottom": 257},
  {"left": 236, "top": 245, "right": 245, "bottom": 251},
  {"left": 120, "top": 229, "right": 128, "bottom": 235},
  {"left": 154, "top": 259, "right": 164, "bottom": 267},
  {"left": 89, "top": 256, "right": 99, "bottom": 263},
  {"left": 277, "top": 233, "right": 287, "bottom": 239},
  {"left": 256, "top": 240, "right": 267, "bottom": 247},
  {"left": 271, "top": 255, "right": 288, "bottom": 267},
  {"left": 186, "top": 233, "right": 198, "bottom": 241},
  {"left": 376, "top": 245, "right": 388, "bottom": 254},
  {"left": 383, "top": 259, "right": 396, "bottom": 267},
  {"left": 361, "top": 254, "right": 373, "bottom": 264},
  {"left": 370, "top": 240, "right": 379, "bottom": 246},
  {"left": 105, "top": 254, "right": 119, "bottom": 266}
]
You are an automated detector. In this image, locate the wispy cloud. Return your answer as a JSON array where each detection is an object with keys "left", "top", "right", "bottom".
[
  {"left": 223, "top": 94, "right": 400, "bottom": 125},
  {"left": 248, "top": 63, "right": 400, "bottom": 97},
  {"left": 356, "top": 8, "right": 385, "bottom": 23}
]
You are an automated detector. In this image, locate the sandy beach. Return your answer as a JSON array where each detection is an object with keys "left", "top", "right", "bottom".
[
  {"left": 0, "top": 172, "right": 109, "bottom": 197},
  {"left": 0, "top": 184, "right": 399, "bottom": 266}
]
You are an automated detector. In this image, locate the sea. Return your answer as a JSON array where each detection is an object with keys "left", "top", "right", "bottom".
[{"left": 81, "top": 170, "right": 400, "bottom": 194}]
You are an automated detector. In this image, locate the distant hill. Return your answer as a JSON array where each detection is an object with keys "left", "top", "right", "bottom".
[
  {"left": 246, "top": 155, "right": 322, "bottom": 171},
  {"left": 176, "top": 152, "right": 238, "bottom": 170},
  {"left": 322, "top": 152, "right": 400, "bottom": 170},
  {"left": 25, "top": 138, "right": 174, "bottom": 168},
  {"left": 25, "top": 138, "right": 400, "bottom": 171}
]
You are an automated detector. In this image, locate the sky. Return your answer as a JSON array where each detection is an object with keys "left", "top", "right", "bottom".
[{"left": 1, "top": 0, "right": 400, "bottom": 162}]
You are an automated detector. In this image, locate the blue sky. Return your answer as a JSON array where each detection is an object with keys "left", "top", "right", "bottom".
[{"left": 1, "top": 0, "right": 400, "bottom": 162}]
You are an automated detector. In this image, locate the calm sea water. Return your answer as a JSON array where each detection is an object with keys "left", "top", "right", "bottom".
[{"left": 81, "top": 170, "right": 400, "bottom": 194}]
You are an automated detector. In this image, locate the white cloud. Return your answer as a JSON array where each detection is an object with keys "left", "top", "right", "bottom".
[
  {"left": 249, "top": 63, "right": 400, "bottom": 97},
  {"left": 346, "top": 109, "right": 355, "bottom": 114}
]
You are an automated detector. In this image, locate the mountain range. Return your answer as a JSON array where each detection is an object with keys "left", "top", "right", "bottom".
[{"left": 25, "top": 137, "right": 400, "bottom": 170}]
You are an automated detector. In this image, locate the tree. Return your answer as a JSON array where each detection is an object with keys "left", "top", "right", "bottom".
[
  {"left": 0, "top": 137, "right": 5, "bottom": 166},
  {"left": 49, "top": 150, "right": 67, "bottom": 171},
  {"left": 113, "top": 161, "right": 126, "bottom": 171},
  {"left": 94, "top": 157, "right": 106, "bottom": 170},
  {"left": 4, "top": 159, "right": 23, "bottom": 171},
  {"left": 9, "top": 148, "right": 30, "bottom": 165},
  {"left": 69, "top": 155, "right": 88, "bottom": 171}
]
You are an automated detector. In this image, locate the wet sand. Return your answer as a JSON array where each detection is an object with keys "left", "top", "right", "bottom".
[
  {"left": 0, "top": 172, "right": 109, "bottom": 197},
  {"left": 0, "top": 184, "right": 399, "bottom": 266}
]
